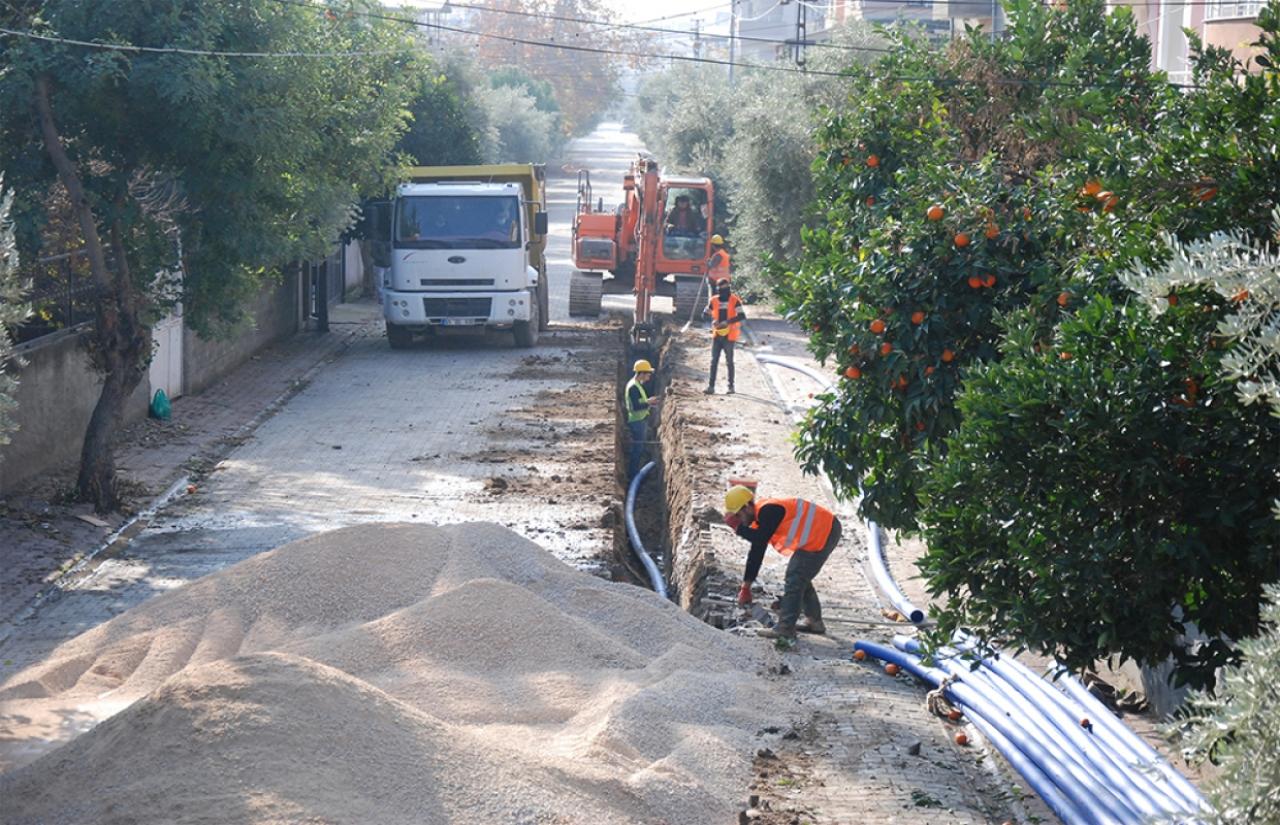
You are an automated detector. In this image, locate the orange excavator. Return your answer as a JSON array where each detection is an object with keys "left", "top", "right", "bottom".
[{"left": 568, "top": 155, "right": 717, "bottom": 348}]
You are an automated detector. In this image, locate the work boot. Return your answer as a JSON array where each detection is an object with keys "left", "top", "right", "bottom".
[
  {"left": 758, "top": 623, "right": 797, "bottom": 641},
  {"left": 703, "top": 384, "right": 715, "bottom": 395},
  {"left": 795, "top": 618, "right": 826, "bottom": 635},
  {"left": 727, "top": 384, "right": 735, "bottom": 395}
]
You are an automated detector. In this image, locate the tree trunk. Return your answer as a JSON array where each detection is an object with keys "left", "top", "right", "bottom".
[{"left": 34, "top": 75, "right": 150, "bottom": 513}]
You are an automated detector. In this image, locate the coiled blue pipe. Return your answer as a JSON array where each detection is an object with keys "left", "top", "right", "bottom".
[
  {"left": 946, "top": 637, "right": 1199, "bottom": 818},
  {"left": 625, "top": 461, "right": 668, "bottom": 599},
  {"left": 852, "top": 640, "right": 1093, "bottom": 825},
  {"left": 892, "top": 639, "right": 1144, "bottom": 823}
]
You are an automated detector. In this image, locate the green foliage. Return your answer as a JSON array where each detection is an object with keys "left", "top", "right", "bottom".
[
  {"left": 0, "top": 0, "right": 421, "bottom": 335},
  {"left": 782, "top": 0, "right": 1280, "bottom": 684},
  {"left": 1172, "top": 585, "right": 1280, "bottom": 823},
  {"left": 0, "top": 181, "right": 32, "bottom": 449},
  {"left": 476, "top": 84, "right": 558, "bottom": 164},
  {"left": 398, "top": 71, "right": 482, "bottom": 166},
  {"left": 919, "top": 296, "right": 1280, "bottom": 687}
]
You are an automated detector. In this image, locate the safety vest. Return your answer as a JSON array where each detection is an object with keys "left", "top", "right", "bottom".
[
  {"left": 708, "top": 249, "right": 731, "bottom": 281},
  {"left": 709, "top": 294, "right": 742, "bottom": 341},
  {"left": 624, "top": 377, "right": 650, "bottom": 423},
  {"left": 755, "top": 498, "right": 835, "bottom": 556}
]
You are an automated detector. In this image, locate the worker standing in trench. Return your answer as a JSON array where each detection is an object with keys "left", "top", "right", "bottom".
[
  {"left": 723, "top": 485, "right": 841, "bottom": 647},
  {"left": 624, "top": 359, "right": 661, "bottom": 479}
]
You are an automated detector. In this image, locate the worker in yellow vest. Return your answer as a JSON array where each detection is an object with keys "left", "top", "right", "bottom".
[
  {"left": 706, "top": 234, "right": 730, "bottom": 284},
  {"left": 702, "top": 278, "right": 745, "bottom": 395},
  {"left": 723, "top": 485, "right": 842, "bottom": 645},
  {"left": 624, "top": 359, "right": 661, "bottom": 479}
]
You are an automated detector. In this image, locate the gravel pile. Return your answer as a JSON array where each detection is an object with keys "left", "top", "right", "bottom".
[{"left": 0, "top": 523, "right": 774, "bottom": 824}]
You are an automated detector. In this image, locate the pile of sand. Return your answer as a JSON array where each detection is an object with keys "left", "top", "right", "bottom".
[{"left": 0, "top": 523, "right": 776, "bottom": 824}]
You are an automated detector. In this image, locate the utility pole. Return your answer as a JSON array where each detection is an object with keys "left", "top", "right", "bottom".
[
  {"left": 728, "top": 0, "right": 737, "bottom": 86},
  {"left": 693, "top": 18, "right": 703, "bottom": 59},
  {"left": 788, "top": 0, "right": 810, "bottom": 68}
]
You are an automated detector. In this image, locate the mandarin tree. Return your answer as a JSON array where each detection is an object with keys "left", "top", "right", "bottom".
[{"left": 781, "top": 0, "right": 1173, "bottom": 529}]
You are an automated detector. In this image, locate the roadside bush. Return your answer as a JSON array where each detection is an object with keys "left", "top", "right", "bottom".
[
  {"left": 0, "top": 181, "right": 31, "bottom": 448},
  {"left": 476, "top": 84, "right": 558, "bottom": 164},
  {"left": 1172, "top": 586, "right": 1280, "bottom": 823},
  {"left": 398, "top": 70, "right": 482, "bottom": 166}
]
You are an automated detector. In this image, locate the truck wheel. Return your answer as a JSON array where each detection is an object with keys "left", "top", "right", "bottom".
[
  {"left": 569, "top": 271, "right": 603, "bottom": 317},
  {"left": 387, "top": 323, "right": 413, "bottom": 349},
  {"left": 514, "top": 289, "right": 539, "bottom": 347},
  {"left": 673, "top": 276, "right": 706, "bottom": 324}
]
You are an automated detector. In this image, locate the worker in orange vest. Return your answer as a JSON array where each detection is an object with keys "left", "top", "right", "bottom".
[
  {"left": 723, "top": 485, "right": 842, "bottom": 645},
  {"left": 706, "top": 234, "right": 730, "bottom": 283},
  {"left": 702, "top": 278, "right": 744, "bottom": 395}
]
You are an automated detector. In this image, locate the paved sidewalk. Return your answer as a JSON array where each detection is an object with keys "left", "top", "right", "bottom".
[{"left": 0, "top": 302, "right": 382, "bottom": 630}]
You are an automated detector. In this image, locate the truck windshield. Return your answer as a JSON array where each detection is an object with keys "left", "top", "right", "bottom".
[{"left": 394, "top": 196, "right": 522, "bottom": 249}]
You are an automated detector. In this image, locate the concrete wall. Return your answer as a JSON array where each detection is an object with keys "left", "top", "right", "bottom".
[
  {"left": 182, "top": 269, "right": 299, "bottom": 396},
  {"left": 0, "top": 269, "right": 302, "bottom": 495},
  {"left": 0, "top": 327, "right": 151, "bottom": 494}
]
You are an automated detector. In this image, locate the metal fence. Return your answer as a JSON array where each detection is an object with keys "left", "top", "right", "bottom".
[{"left": 13, "top": 248, "right": 97, "bottom": 344}]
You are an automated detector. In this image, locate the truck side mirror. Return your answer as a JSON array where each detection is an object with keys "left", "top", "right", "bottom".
[
  {"left": 534, "top": 211, "right": 548, "bottom": 236},
  {"left": 367, "top": 200, "right": 392, "bottom": 268}
]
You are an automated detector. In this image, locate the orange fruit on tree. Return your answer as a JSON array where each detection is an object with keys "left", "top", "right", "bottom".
[
  {"left": 954, "top": 232, "right": 971, "bottom": 248},
  {"left": 870, "top": 319, "right": 886, "bottom": 334},
  {"left": 880, "top": 342, "right": 893, "bottom": 356},
  {"left": 926, "top": 204, "right": 945, "bottom": 221},
  {"left": 911, "top": 311, "right": 926, "bottom": 325},
  {"left": 915, "top": 420, "right": 926, "bottom": 431},
  {"left": 895, "top": 375, "right": 908, "bottom": 389},
  {"left": 983, "top": 274, "right": 997, "bottom": 288},
  {"left": 1022, "top": 206, "right": 1033, "bottom": 221},
  {"left": 1198, "top": 186, "right": 1218, "bottom": 202},
  {"left": 925, "top": 365, "right": 935, "bottom": 376},
  {"left": 848, "top": 344, "right": 861, "bottom": 355},
  {"left": 1057, "top": 291, "right": 1070, "bottom": 307},
  {"left": 885, "top": 663, "right": 900, "bottom": 676},
  {"left": 866, "top": 154, "right": 880, "bottom": 168},
  {"left": 941, "top": 348, "right": 955, "bottom": 363},
  {"left": 844, "top": 366, "right": 862, "bottom": 379},
  {"left": 866, "top": 196, "right": 876, "bottom": 207},
  {"left": 1082, "top": 180, "right": 1102, "bottom": 197},
  {"left": 1059, "top": 351, "right": 1073, "bottom": 360},
  {"left": 968, "top": 275, "right": 983, "bottom": 289},
  {"left": 984, "top": 222, "right": 1000, "bottom": 239},
  {"left": 1233, "top": 289, "right": 1250, "bottom": 303},
  {"left": 1167, "top": 293, "right": 1179, "bottom": 307}
]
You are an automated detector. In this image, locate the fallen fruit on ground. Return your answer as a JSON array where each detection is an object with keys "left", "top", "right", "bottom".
[
  {"left": 884, "top": 663, "right": 900, "bottom": 676},
  {"left": 948, "top": 709, "right": 963, "bottom": 722},
  {"left": 853, "top": 649, "right": 867, "bottom": 661},
  {"left": 954, "top": 732, "right": 969, "bottom": 746}
]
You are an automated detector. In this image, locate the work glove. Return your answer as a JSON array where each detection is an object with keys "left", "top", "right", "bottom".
[
  {"left": 737, "top": 582, "right": 753, "bottom": 606},
  {"left": 723, "top": 513, "right": 742, "bottom": 530}
]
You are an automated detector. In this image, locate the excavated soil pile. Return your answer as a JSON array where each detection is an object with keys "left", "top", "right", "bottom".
[{"left": 0, "top": 523, "right": 775, "bottom": 825}]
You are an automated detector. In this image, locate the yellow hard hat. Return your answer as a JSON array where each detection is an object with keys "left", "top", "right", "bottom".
[
  {"left": 724, "top": 485, "right": 755, "bottom": 514},
  {"left": 711, "top": 234, "right": 725, "bottom": 246},
  {"left": 633, "top": 359, "right": 654, "bottom": 373}
]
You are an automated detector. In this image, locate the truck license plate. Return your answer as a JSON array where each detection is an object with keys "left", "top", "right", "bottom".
[{"left": 440, "top": 318, "right": 475, "bottom": 326}]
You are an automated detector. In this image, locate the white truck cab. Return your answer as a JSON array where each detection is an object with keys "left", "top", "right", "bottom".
[{"left": 373, "top": 165, "right": 549, "bottom": 348}]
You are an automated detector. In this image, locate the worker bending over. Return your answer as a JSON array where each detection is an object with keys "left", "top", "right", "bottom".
[
  {"left": 723, "top": 485, "right": 842, "bottom": 645},
  {"left": 703, "top": 278, "right": 744, "bottom": 395},
  {"left": 624, "top": 359, "right": 661, "bottom": 479}
]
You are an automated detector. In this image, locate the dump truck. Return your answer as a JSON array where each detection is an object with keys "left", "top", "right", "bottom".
[{"left": 371, "top": 164, "right": 550, "bottom": 348}]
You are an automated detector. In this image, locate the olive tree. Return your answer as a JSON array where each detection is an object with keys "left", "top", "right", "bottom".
[{"left": 0, "top": 0, "right": 420, "bottom": 510}]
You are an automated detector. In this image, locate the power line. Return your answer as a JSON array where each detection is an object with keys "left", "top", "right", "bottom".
[{"left": 0, "top": 24, "right": 402, "bottom": 58}]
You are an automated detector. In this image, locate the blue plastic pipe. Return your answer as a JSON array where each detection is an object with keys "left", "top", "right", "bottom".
[
  {"left": 853, "top": 640, "right": 1094, "bottom": 825},
  {"left": 893, "top": 639, "right": 1145, "bottom": 823},
  {"left": 1053, "top": 666, "right": 1207, "bottom": 814},
  {"left": 625, "top": 461, "right": 668, "bottom": 599},
  {"left": 946, "top": 637, "right": 1198, "bottom": 819}
]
